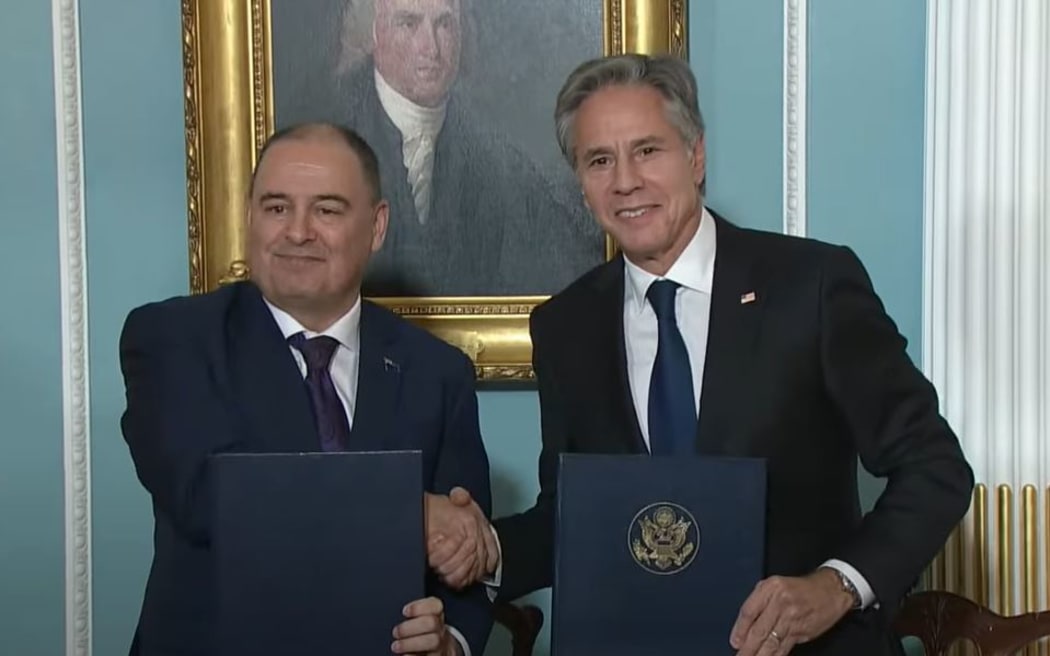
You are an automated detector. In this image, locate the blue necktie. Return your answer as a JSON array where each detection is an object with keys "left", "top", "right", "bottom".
[
  {"left": 646, "top": 280, "right": 697, "bottom": 456},
  {"left": 288, "top": 333, "right": 350, "bottom": 452}
]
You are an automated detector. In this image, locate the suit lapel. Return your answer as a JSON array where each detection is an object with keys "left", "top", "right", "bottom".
[
  {"left": 590, "top": 259, "right": 648, "bottom": 455},
  {"left": 227, "top": 283, "right": 318, "bottom": 453},
  {"left": 347, "top": 301, "right": 403, "bottom": 451},
  {"left": 695, "top": 215, "right": 765, "bottom": 454}
]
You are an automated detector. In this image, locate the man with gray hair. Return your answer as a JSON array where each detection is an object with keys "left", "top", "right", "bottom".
[
  {"left": 429, "top": 53, "right": 973, "bottom": 655},
  {"left": 276, "top": 0, "right": 599, "bottom": 297}
]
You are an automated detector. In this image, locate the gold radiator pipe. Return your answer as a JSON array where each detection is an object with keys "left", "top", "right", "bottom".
[
  {"left": 998, "top": 484, "right": 1014, "bottom": 616},
  {"left": 1024, "top": 485, "right": 1038, "bottom": 613},
  {"left": 954, "top": 518, "right": 966, "bottom": 601},
  {"left": 975, "top": 484, "right": 989, "bottom": 608},
  {"left": 1022, "top": 486, "right": 1037, "bottom": 656}
]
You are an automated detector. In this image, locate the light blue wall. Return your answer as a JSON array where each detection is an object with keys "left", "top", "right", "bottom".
[
  {"left": 693, "top": 0, "right": 785, "bottom": 234},
  {"left": 808, "top": 0, "right": 927, "bottom": 362},
  {"left": 0, "top": 3, "right": 64, "bottom": 656},
  {"left": 807, "top": 0, "right": 929, "bottom": 513},
  {"left": 0, "top": 1, "right": 929, "bottom": 655},
  {"left": 478, "top": 393, "right": 550, "bottom": 653},
  {"left": 79, "top": 1, "right": 190, "bottom": 653}
]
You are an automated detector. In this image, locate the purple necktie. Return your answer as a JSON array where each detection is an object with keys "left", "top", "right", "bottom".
[{"left": 288, "top": 333, "right": 350, "bottom": 452}]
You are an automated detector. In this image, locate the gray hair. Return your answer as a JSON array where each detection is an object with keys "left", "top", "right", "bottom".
[
  {"left": 336, "top": 0, "right": 476, "bottom": 76},
  {"left": 554, "top": 54, "right": 705, "bottom": 169}
]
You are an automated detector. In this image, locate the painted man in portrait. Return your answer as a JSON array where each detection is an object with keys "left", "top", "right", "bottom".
[{"left": 275, "top": 0, "right": 603, "bottom": 298}]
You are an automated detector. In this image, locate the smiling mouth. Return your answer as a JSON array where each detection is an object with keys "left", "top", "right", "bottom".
[
  {"left": 416, "top": 66, "right": 445, "bottom": 79},
  {"left": 616, "top": 206, "right": 658, "bottom": 219},
  {"left": 275, "top": 254, "right": 324, "bottom": 264}
]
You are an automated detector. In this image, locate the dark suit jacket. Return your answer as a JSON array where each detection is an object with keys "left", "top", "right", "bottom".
[
  {"left": 278, "top": 59, "right": 602, "bottom": 297},
  {"left": 494, "top": 213, "right": 973, "bottom": 654},
  {"left": 119, "top": 282, "right": 493, "bottom": 655}
]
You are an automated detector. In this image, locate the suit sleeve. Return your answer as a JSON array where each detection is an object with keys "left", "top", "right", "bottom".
[
  {"left": 427, "top": 354, "right": 495, "bottom": 654},
  {"left": 119, "top": 304, "right": 242, "bottom": 545},
  {"left": 491, "top": 308, "right": 566, "bottom": 601},
  {"left": 819, "top": 246, "right": 973, "bottom": 605}
]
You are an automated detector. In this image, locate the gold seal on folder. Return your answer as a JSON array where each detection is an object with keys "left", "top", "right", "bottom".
[{"left": 628, "top": 503, "right": 699, "bottom": 575}]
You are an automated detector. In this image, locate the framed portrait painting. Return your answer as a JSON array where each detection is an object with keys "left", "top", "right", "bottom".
[{"left": 181, "top": 0, "right": 687, "bottom": 380}]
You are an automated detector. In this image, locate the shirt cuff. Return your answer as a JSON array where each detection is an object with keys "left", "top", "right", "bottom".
[
  {"left": 447, "top": 625, "right": 470, "bottom": 656},
  {"left": 822, "top": 558, "right": 877, "bottom": 609},
  {"left": 481, "top": 525, "right": 503, "bottom": 600}
]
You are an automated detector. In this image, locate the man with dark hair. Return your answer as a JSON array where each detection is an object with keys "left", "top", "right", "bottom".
[{"left": 121, "top": 122, "right": 494, "bottom": 656}]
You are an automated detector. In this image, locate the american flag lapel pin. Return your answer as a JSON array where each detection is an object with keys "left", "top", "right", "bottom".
[
  {"left": 740, "top": 291, "right": 757, "bottom": 305},
  {"left": 383, "top": 357, "right": 401, "bottom": 373}
]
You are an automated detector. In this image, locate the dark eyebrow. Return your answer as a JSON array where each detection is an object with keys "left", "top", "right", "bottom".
[
  {"left": 256, "top": 192, "right": 351, "bottom": 207},
  {"left": 579, "top": 135, "right": 670, "bottom": 164},
  {"left": 393, "top": 7, "right": 454, "bottom": 18},
  {"left": 629, "top": 135, "right": 668, "bottom": 149},
  {"left": 313, "top": 194, "right": 350, "bottom": 207},
  {"left": 580, "top": 145, "right": 613, "bottom": 163}
]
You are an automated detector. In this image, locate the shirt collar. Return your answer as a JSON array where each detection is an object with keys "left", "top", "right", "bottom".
[
  {"left": 263, "top": 296, "right": 362, "bottom": 351},
  {"left": 374, "top": 69, "right": 447, "bottom": 140},
  {"left": 624, "top": 206, "right": 717, "bottom": 314}
]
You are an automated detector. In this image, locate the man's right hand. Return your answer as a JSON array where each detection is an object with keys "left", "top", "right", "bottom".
[{"left": 425, "top": 487, "right": 499, "bottom": 589}]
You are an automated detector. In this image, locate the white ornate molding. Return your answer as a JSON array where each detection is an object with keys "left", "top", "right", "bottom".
[
  {"left": 52, "top": 0, "right": 91, "bottom": 653},
  {"left": 923, "top": 0, "right": 1050, "bottom": 614},
  {"left": 783, "top": 0, "right": 807, "bottom": 237}
]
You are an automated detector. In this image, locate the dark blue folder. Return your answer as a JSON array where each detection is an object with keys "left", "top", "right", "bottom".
[
  {"left": 209, "top": 451, "right": 424, "bottom": 655},
  {"left": 552, "top": 454, "right": 767, "bottom": 655}
]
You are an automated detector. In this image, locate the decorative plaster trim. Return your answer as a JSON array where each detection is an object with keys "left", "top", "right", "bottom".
[
  {"left": 783, "top": 0, "right": 807, "bottom": 236},
  {"left": 52, "top": 0, "right": 91, "bottom": 653},
  {"left": 921, "top": 0, "right": 939, "bottom": 380}
]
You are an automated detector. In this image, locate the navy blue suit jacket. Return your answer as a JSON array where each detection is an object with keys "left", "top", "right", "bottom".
[
  {"left": 119, "top": 281, "right": 493, "bottom": 655},
  {"left": 494, "top": 214, "right": 972, "bottom": 654}
]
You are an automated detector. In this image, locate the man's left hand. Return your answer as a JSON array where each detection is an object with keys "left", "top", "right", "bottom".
[
  {"left": 391, "top": 597, "right": 461, "bottom": 655},
  {"left": 729, "top": 568, "right": 854, "bottom": 655}
]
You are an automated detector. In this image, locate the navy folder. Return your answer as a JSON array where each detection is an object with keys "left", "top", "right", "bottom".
[
  {"left": 210, "top": 451, "right": 425, "bottom": 655},
  {"left": 551, "top": 454, "right": 767, "bottom": 655}
]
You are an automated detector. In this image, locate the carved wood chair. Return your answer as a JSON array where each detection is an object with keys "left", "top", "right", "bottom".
[
  {"left": 895, "top": 590, "right": 1050, "bottom": 655},
  {"left": 493, "top": 600, "right": 545, "bottom": 656}
]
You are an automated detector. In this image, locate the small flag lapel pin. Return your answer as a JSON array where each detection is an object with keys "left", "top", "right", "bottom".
[{"left": 740, "top": 291, "right": 757, "bottom": 305}]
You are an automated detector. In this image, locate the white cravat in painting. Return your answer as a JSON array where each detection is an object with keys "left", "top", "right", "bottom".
[{"left": 375, "top": 69, "right": 446, "bottom": 224}]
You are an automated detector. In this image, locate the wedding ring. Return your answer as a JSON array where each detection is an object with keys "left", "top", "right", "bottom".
[{"left": 768, "top": 629, "right": 782, "bottom": 642}]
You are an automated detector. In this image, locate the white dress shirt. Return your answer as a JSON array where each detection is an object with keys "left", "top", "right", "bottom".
[
  {"left": 264, "top": 298, "right": 475, "bottom": 654},
  {"left": 623, "top": 207, "right": 716, "bottom": 448},
  {"left": 265, "top": 298, "right": 361, "bottom": 430},
  {"left": 375, "top": 69, "right": 447, "bottom": 225},
  {"left": 621, "top": 208, "right": 875, "bottom": 609}
]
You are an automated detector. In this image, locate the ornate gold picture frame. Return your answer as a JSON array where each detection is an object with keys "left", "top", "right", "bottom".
[{"left": 181, "top": 0, "right": 687, "bottom": 381}]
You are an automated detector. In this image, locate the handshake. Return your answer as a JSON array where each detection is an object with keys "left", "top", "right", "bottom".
[{"left": 424, "top": 487, "right": 500, "bottom": 590}]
